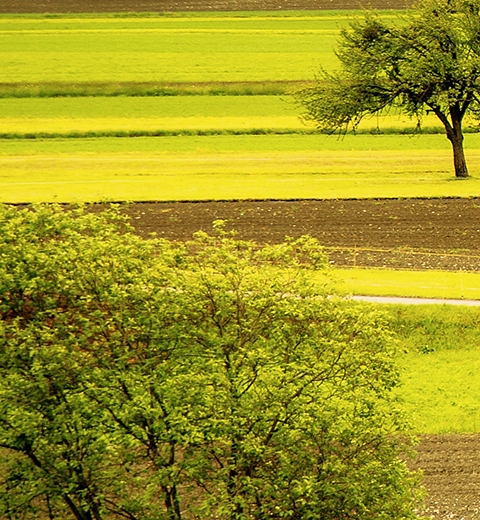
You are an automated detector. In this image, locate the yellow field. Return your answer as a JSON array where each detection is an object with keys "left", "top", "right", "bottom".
[{"left": 333, "top": 268, "right": 480, "bottom": 300}]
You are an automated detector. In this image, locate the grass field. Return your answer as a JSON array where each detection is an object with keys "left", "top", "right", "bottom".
[
  {"left": 384, "top": 304, "right": 480, "bottom": 433},
  {"left": 0, "top": 96, "right": 305, "bottom": 134},
  {"left": 0, "top": 95, "right": 448, "bottom": 135},
  {"left": 2, "top": 134, "right": 480, "bottom": 203},
  {"left": 335, "top": 268, "right": 480, "bottom": 301},
  {"left": 2, "top": 10, "right": 479, "bottom": 204},
  {"left": 336, "top": 277, "right": 480, "bottom": 432},
  {"left": 400, "top": 346, "right": 480, "bottom": 433},
  {"left": 0, "top": 11, "right": 358, "bottom": 85}
]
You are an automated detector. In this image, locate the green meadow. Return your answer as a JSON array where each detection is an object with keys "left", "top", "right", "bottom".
[
  {"left": 0, "top": 12, "right": 352, "bottom": 84},
  {"left": 331, "top": 274, "right": 480, "bottom": 433},
  {"left": 1, "top": 10, "right": 479, "bottom": 206},
  {"left": 0, "top": 95, "right": 447, "bottom": 135},
  {"left": 335, "top": 268, "right": 480, "bottom": 301},
  {"left": 386, "top": 304, "right": 480, "bottom": 433},
  {"left": 2, "top": 133, "right": 480, "bottom": 203}
]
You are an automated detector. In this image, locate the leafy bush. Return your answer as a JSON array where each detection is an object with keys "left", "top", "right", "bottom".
[{"left": 0, "top": 204, "right": 422, "bottom": 520}]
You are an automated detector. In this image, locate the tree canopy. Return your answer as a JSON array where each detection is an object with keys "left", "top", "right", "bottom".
[
  {"left": 298, "top": 0, "right": 480, "bottom": 178},
  {"left": 0, "top": 204, "right": 423, "bottom": 520}
]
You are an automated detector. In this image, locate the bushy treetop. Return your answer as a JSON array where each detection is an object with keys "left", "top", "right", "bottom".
[
  {"left": 0, "top": 204, "right": 423, "bottom": 520},
  {"left": 298, "top": 0, "right": 480, "bottom": 177}
]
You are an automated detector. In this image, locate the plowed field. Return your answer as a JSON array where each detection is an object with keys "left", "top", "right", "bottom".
[{"left": 120, "top": 198, "right": 480, "bottom": 272}]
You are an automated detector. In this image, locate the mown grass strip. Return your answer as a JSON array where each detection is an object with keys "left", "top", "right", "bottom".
[
  {"left": 1, "top": 94, "right": 476, "bottom": 136},
  {"left": 1, "top": 133, "right": 480, "bottom": 202},
  {"left": 0, "top": 80, "right": 306, "bottom": 98}
]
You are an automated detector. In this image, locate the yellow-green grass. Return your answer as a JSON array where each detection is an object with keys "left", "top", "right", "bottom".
[
  {"left": 0, "top": 96, "right": 304, "bottom": 134},
  {"left": 1, "top": 133, "right": 480, "bottom": 203},
  {"left": 316, "top": 250, "right": 480, "bottom": 431},
  {"left": 398, "top": 347, "right": 480, "bottom": 433},
  {"left": 0, "top": 95, "right": 447, "bottom": 136},
  {"left": 0, "top": 11, "right": 402, "bottom": 86},
  {"left": 333, "top": 268, "right": 480, "bottom": 301},
  {"left": 382, "top": 305, "right": 480, "bottom": 433}
]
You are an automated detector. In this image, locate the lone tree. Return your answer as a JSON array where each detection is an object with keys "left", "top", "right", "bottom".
[{"left": 298, "top": 0, "right": 480, "bottom": 178}]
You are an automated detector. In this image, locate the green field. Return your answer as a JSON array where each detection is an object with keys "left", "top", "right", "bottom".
[
  {"left": 0, "top": 95, "right": 449, "bottom": 135},
  {"left": 1, "top": 10, "right": 479, "bottom": 205},
  {"left": 384, "top": 304, "right": 480, "bottom": 433},
  {"left": 0, "top": 12, "right": 355, "bottom": 84},
  {"left": 335, "top": 268, "right": 480, "bottom": 301},
  {"left": 334, "top": 271, "right": 480, "bottom": 433},
  {"left": 0, "top": 96, "right": 305, "bottom": 134},
  {"left": 2, "top": 134, "right": 480, "bottom": 203}
]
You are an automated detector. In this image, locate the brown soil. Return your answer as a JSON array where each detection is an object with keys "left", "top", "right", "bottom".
[
  {"left": 119, "top": 198, "right": 480, "bottom": 272},
  {"left": 410, "top": 434, "right": 480, "bottom": 520},
  {"left": 3, "top": 0, "right": 411, "bottom": 14}
]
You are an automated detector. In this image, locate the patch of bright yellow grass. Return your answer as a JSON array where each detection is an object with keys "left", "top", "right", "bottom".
[{"left": 333, "top": 267, "right": 480, "bottom": 300}]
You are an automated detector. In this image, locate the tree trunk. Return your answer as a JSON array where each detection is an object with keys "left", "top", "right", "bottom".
[
  {"left": 445, "top": 106, "right": 469, "bottom": 178},
  {"left": 448, "top": 131, "right": 469, "bottom": 178}
]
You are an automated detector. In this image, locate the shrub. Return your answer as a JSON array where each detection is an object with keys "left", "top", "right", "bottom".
[{"left": 0, "top": 204, "right": 423, "bottom": 520}]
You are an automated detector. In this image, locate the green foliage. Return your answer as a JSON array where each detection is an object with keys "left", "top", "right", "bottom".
[
  {"left": 0, "top": 13, "right": 343, "bottom": 85},
  {"left": 297, "top": 0, "right": 480, "bottom": 177},
  {"left": 0, "top": 205, "right": 422, "bottom": 519}
]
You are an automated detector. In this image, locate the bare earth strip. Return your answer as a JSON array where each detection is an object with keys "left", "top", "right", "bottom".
[
  {"left": 118, "top": 198, "right": 480, "bottom": 272},
  {"left": 410, "top": 434, "right": 480, "bottom": 520},
  {"left": 3, "top": 0, "right": 411, "bottom": 14}
]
